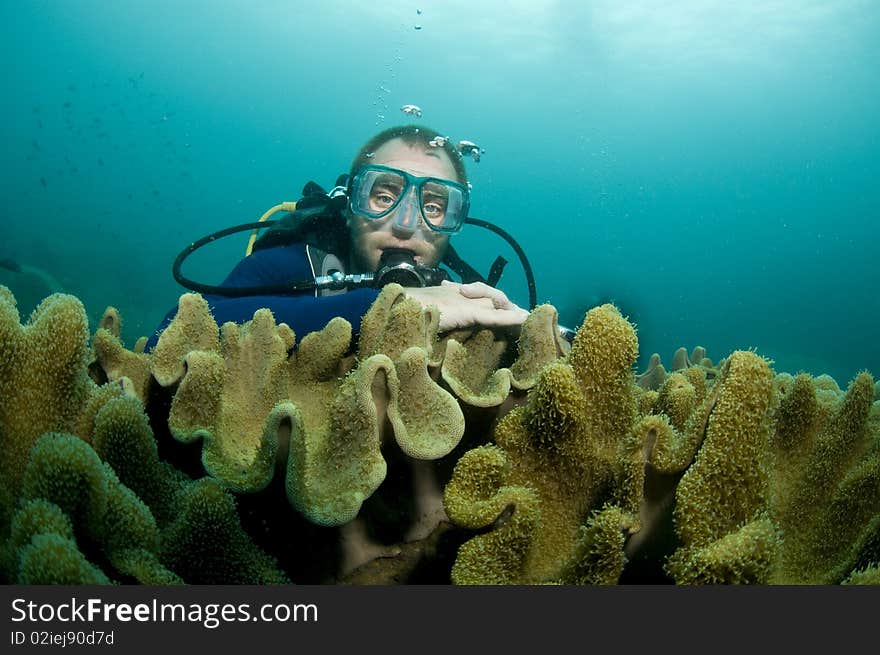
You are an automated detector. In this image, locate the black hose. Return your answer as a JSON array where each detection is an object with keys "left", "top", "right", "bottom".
[
  {"left": 464, "top": 217, "right": 538, "bottom": 310},
  {"left": 172, "top": 220, "right": 314, "bottom": 296},
  {"left": 172, "top": 216, "right": 539, "bottom": 308}
]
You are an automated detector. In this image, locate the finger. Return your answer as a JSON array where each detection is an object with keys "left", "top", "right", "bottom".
[
  {"left": 472, "top": 297, "right": 496, "bottom": 310},
  {"left": 472, "top": 305, "right": 530, "bottom": 327},
  {"left": 458, "top": 281, "right": 493, "bottom": 297},
  {"left": 459, "top": 282, "right": 513, "bottom": 308}
]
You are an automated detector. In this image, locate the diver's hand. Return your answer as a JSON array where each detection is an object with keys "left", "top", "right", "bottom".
[{"left": 404, "top": 280, "right": 529, "bottom": 332}]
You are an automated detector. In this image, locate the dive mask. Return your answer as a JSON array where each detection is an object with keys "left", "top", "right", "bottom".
[{"left": 348, "top": 164, "right": 469, "bottom": 234}]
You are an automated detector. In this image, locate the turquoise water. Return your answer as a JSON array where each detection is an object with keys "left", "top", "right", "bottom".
[{"left": 1, "top": 0, "right": 877, "bottom": 385}]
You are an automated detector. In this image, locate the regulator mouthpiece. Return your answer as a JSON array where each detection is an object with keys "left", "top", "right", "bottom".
[{"left": 374, "top": 249, "right": 448, "bottom": 288}]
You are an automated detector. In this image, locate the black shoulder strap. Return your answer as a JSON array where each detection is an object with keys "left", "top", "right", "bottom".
[
  {"left": 251, "top": 179, "right": 350, "bottom": 260},
  {"left": 442, "top": 244, "right": 489, "bottom": 284}
]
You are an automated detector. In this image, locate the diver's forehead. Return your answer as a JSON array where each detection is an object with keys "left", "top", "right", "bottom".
[{"left": 370, "top": 138, "right": 458, "bottom": 181}]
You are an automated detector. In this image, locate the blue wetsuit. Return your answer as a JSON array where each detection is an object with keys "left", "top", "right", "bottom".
[{"left": 145, "top": 243, "right": 380, "bottom": 352}]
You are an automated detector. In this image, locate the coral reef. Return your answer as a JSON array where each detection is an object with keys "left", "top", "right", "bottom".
[
  {"left": 444, "top": 304, "right": 643, "bottom": 584},
  {"left": 89, "top": 306, "right": 152, "bottom": 402},
  {"left": 141, "top": 284, "right": 562, "bottom": 529},
  {"left": 662, "top": 351, "right": 779, "bottom": 584},
  {"left": 0, "top": 288, "right": 124, "bottom": 534},
  {"left": 4, "top": 394, "right": 288, "bottom": 584},
  {"left": 0, "top": 288, "right": 285, "bottom": 583},
  {"left": 1, "top": 282, "right": 878, "bottom": 585},
  {"left": 768, "top": 371, "right": 880, "bottom": 583},
  {"left": 443, "top": 312, "right": 879, "bottom": 585}
]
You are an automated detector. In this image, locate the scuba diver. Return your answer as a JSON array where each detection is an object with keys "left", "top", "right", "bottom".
[
  {"left": 147, "top": 124, "right": 565, "bottom": 351},
  {"left": 146, "top": 124, "right": 570, "bottom": 578}
]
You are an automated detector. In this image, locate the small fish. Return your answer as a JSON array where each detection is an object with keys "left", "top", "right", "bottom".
[
  {"left": 400, "top": 104, "right": 422, "bottom": 117},
  {"left": 414, "top": 25, "right": 422, "bottom": 30},
  {"left": 40, "top": 176, "right": 47, "bottom": 188}
]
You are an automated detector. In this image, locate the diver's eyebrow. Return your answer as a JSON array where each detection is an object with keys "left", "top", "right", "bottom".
[{"left": 374, "top": 174, "right": 403, "bottom": 187}]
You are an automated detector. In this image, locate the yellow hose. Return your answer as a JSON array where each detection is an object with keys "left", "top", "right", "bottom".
[{"left": 245, "top": 201, "right": 298, "bottom": 256}]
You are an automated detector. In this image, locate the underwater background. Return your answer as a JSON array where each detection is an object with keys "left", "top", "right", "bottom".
[{"left": 1, "top": 0, "right": 877, "bottom": 385}]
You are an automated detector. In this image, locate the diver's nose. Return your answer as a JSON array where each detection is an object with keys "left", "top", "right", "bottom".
[{"left": 390, "top": 187, "right": 421, "bottom": 234}]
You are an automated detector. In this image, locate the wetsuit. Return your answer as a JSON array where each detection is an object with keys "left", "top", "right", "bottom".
[{"left": 144, "top": 242, "right": 380, "bottom": 352}]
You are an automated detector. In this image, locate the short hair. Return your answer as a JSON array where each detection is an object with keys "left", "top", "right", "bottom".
[{"left": 349, "top": 124, "right": 468, "bottom": 185}]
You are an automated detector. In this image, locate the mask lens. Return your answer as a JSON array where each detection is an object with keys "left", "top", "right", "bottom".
[
  {"left": 351, "top": 166, "right": 468, "bottom": 233},
  {"left": 353, "top": 169, "right": 407, "bottom": 218},
  {"left": 421, "top": 182, "right": 465, "bottom": 232}
]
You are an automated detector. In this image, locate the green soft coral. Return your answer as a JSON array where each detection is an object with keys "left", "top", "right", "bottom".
[
  {"left": 90, "top": 396, "right": 188, "bottom": 526},
  {"left": 0, "top": 288, "right": 123, "bottom": 524},
  {"left": 9, "top": 405, "right": 288, "bottom": 584},
  {"left": 285, "top": 352, "right": 395, "bottom": 526},
  {"left": 87, "top": 304, "right": 152, "bottom": 402},
  {"left": 14, "top": 432, "right": 180, "bottom": 584},
  {"left": 90, "top": 394, "right": 287, "bottom": 584},
  {"left": 444, "top": 445, "right": 541, "bottom": 585},
  {"left": 287, "top": 290, "right": 465, "bottom": 526},
  {"left": 151, "top": 284, "right": 469, "bottom": 527},
  {"left": 664, "top": 350, "right": 781, "bottom": 584},
  {"left": 557, "top": 504, "right": 633, "bottom": 585},
  {"left": 106, "top": 283, "right": 566, "bottom": 533},
  {"left": 165, "top": 308, "right": 295, "bottom": 492},
  {"left": 6, "top": 279, "right": 878, "bottom": 586},
  {"left": 18, "top": 533, "right": 112, "bottom": 585},
  {"left": 769, "top": 371, "right": 880, "bottom": 583},
  {"left": 440, "top": 303, "right": 568, "bottom": 407},
  {"left": 161, "top": 479, "right": 289, "bottom": 584},
  {"left": 444, "top": 304, "right": 642, "bottom": 584}
]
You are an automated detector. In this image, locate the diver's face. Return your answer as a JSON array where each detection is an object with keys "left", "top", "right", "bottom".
[{"left": 347, "top": 138, "right": 456, "bottom": 272}]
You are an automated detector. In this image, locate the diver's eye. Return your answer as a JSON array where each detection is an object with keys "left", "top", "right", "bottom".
[
  {"left": 421, "top": 187, "right": 448, "bottom": 222},
  {"left": 422, "top": 201, "right": 445, "bottom": 220},
  {"left": 370, "top": 188, "right": 399, "bottom": 210}
]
